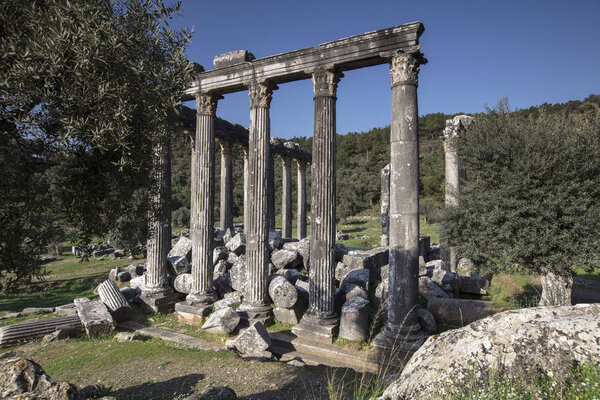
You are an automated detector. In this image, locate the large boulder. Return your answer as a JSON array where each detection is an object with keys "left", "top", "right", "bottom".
[
  {"left": 1, "top": 356, "right": 80, "bottom": 399},
  {"left": 201, "top": 307, "right": 240, "bottom": 334},
  {"left": 74, "top": 298, "right": 115, "bottom": 337},
  {"left": 270, "top": 249, "right": 301, "bottom": 270},
  {"left": 382, "top": 304, "right": 600, "bottom": 400},
  {"left": 225, "top": 233, "right": 245, "bottom": 256},
  {"left": 226, "top": 321, "right": 272, "bottom": 359},
  {"left": 174, "top": 273, "right": 193, "bottom": 295},
  {"left": 297, "top": 236, "right": 310, "bottom": 269}
]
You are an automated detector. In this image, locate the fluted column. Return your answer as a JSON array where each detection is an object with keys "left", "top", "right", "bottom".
[
  {"left": 219, "top": 139, "right": 234, "bottom": 232},
  {"left": 303, "top": 68, "right": 342, "bottom": 326},
  {"left": 187, "top": 91, "right": 221, "bottom": 305},
  {"left": 296, "top": 160, "right": 307, "bottom": 239},
  {"left": 239, "top": 81, "right": 277, "bottom": 320},
  {"left": 243, "top": 146, "right": 249, "bottom": 234},
  {"left": 143, "top": 135, "right": 172, "bottom": 295},
  {"left": 374, "top": 48, "right": 427, "bottom": 353},
  {"left": 281, "top": 156, "right": 293, "bottom": 238},
  {"left": 267, "top": 145, "right": 276, "bottom": 231}
]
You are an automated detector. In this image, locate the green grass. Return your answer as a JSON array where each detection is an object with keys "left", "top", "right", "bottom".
[{"left": 0, "top": 255, "right": 138, "bottom": 313}]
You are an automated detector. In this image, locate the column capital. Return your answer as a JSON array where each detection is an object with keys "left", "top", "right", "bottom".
[
  {"left": 248, "top": 81, "right": 278, "bottom": 108},
  {"left": 387, "top": 48, "right": 427, "bottom": 87},
  {"left": 195, "top": 91, "right": 222, "bottom": 116},
  {"left": 312, "top": 69, "right": 343, "bottom": 98}
]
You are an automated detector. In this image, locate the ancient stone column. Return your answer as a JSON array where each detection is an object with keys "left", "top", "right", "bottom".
[
  {"left": 187, "top": 91, "right": 221, "bottom": 305},
  {"left": 243, "top": 146, "right": 249, "bottom": 234},
  {"left": 238, "top": 81, "right": 277, "bottom": 321},
  {"left": 296, "top": 160, "right": 307, "bottom": 239},
  {"left": 267, "top": 144, "right": 276, "bottom": 231},
  {"left": 219, "top": 139, "right": 234, "bottom": 233},
  {"left": 443, "top": 115, "right": 473, "bottom": 270},
  {"left": 281, "top": 156, "right": 293, "bottom": 238},
  {"left": 294, "top": 68, "right": 342, "bottom": 342},
  {"left": 373, "top": 49, "right": 427, "bottom": 354},
  {"left": 141, "top": 135, "right": 173, "bottom": 309},
  {"left": 380, "top": 163, "right": 390, "bottom": 246}
]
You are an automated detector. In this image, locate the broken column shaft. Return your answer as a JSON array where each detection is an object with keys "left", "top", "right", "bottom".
[
  {"left": 281, "top": 156, "right": 293, "bottom": 238},
  {"left": 188, "top": 91, "right": 220, "bottom": 305},
  {"left": 374, "top": 49, "right": 427, "bottom": 354},
  {"left": 239, "top": 81, "right": 277, "bottom": 321}
]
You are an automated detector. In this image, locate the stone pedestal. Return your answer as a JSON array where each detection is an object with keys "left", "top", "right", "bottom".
[
  {"left": 174, "top": 301, "right": 211, "bottom": 325},
  {"left": 296, "top": 160, "right": 307, "bottom": 239},
  {"left": 239, "top": 81, "right": 277, "bottom": 322},
  {"left": 281, "top": 156, "right": 293, "bottom": 238},
  {"left": 141, "top": 136, "right": 174, "bottom": 310},
  {"left": 188, "top": 91, "right": 221, "bottom": 306},
  {"left": 373, "top": 49, "right": 427, "bottom": 355},
  {"left": 295, "top": 69, "right": 342, "bottom": 342},
  {"left": 219, "top": 139, "right": 234, "bottom": 233}
]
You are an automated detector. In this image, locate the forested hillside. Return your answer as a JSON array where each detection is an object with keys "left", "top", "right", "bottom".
[{"left": 170, "top": 95, "right": 600, "bottom": 227}]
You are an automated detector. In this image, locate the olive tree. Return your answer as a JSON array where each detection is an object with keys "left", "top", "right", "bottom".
[
  {"left": 0, "top": 0, "right": 193, "bottom": 290},
  {"left": 441, "top": 99, "right": 600, "bottom": 305}
]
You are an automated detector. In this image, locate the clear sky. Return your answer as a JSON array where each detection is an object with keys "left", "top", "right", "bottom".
[{"left": 174, "top": 0, "right": 600, "bottom": 139}]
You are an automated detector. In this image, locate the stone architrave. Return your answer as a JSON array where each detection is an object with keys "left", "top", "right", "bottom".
[
  {"left": 141, "top": 135, "right": 174, "bottom": 310},
  {"left": 296, "top": 160, "right": 307, "bottom": 239},
  {"left": 238, "top": 81, "right": 277, "bottom": 322},
  {"left": 281, "top": 156, "right": 293, "bottom": 238},
  {"left": 219, "top": 139, "right": 234, "bottom": 233},
  {"left": 380, "top": 163, "right": 390, "bottom": 246},
  {"left": 373, "top": 48, "right": 428, "bottom": 355},
  {"left": 443, "top": 115, "right": 473, "bottom": 270},
  {"left": 293, "top": 68, "right": 343, "bottom": 342},
  {"left": 188, "top": 91, "right": 221, "bottom": 306}
]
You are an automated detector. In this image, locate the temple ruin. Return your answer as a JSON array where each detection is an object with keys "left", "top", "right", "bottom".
[{"left": 140, "top": 21, "right": 428, "bottom": 355}]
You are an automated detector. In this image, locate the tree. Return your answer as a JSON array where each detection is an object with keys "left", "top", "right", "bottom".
[
  {"left": 0, "top": 0, "right": 193, "bottom": 290},
  {"left": 441, "top": 99, "right": 600, "bottom": 305}
]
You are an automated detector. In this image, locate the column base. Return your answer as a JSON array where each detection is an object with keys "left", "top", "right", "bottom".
[
  {"left": 237, "top": 303, "right": 273, "bottom": 326},
  {"left": 174, "top": 301, "right": 212, "bottom": 326},
  {"left": 292, "top": 313, "right": 340, "bottom": 344},
  {"left": 139, "top": 288, "right": 176, "bottom": 314},
  {"left": 371, "top": 322, "right": 426, "bottom": 363},
  {"left": 186, "top": 290, "right": 218, "bottom": 306}
]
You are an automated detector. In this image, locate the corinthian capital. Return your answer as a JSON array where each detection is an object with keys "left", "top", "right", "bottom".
[
  {"left": 248, "top": 81, "right": 278, "bottom": 108},
  {"left": 312, "top": 69, "right": 343, "bottom": 98},
  {"left": 196, "top": 91, "right": 222, "bottom": 115},
  {"left": 389, "top": 49, "right": 427, "bottom": 87}
]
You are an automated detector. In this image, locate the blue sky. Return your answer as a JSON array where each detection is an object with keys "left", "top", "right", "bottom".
[{"left": 174, "top": 0, "right": 600, "bottom": 139}]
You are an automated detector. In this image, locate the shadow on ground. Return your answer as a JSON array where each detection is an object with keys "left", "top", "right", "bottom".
[{"left": 112, "top": 373, "right": 204, "bottom": 400}]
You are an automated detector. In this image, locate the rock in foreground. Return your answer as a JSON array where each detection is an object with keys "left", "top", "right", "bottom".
[{"left": 382, "top": 304, "right": 600, "bottom": 400}]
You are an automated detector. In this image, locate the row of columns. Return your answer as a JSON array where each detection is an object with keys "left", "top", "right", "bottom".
[
  {"left": 217, "top": 139, "right": 308, "bottom": 239},
  {"left": 142, "top": 48, "right": 427, "bottom": 353}
]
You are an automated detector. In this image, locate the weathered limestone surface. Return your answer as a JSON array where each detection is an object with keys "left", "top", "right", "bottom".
[
  {"left": 174, "top": 273, "right": 193, "bottom": 294},
  {"left": 219, "top": 139, "right": 234, "bottom": 232},
  {"left": 418, "top": 277, "right": 450, "bottom": 300},
  {"left": 427, "top": 297, "right": 500, "bottom": 327},
  {"left": 214, "top": 292, "right": 243, "bottom": 311},
  {"left": 213, "top": 50, "right": 255, "bottom": 69},
  {"left": 188, "top": 92, "right": 220, "bottom": 305},
  {"left": 339, "top": 297, "right": 370, "bottom": 341},
  {"left": 0, "top": 356, "right": 80, "bottom": 399},
  {"left": 239, "top": 82, "right": 275, "bottom": 321},
  {"left": 382, "top": 304, "right": 600, "bottom": 400},
  {"left": 74, "top": 298, "right": 115, "bottom": 337},
  {"left": 184, "top": 23, "right": 424, "bottom": 97},
  {"left": 281, "top": 156, "right": 293, "bottom": 238},
  {"left": 0, "top": 316, "right": 82, "bottom": 347},
  {"left": 271, "top": 249, "right": 301, "bottom": 270},
  {"left": 202, "top": 307, "right": 240, "bottom": 334},
  {"left": 268, "top": 275, "right": 298, "bottom": 308},
  {"left": 227, "top": 321, "right": 272, "bottom": 358},
  {"left": 296, "top": 160, "right": 307, "bottom": 239},
  {"left": 380, "top": 163, "right": 390, "bottom": 246},
  {"left": 97, "top": 280, "right": 132, "bottom": 323},
  {"left": 373, "top": 48, "right": 427, "bottom": 354}
]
